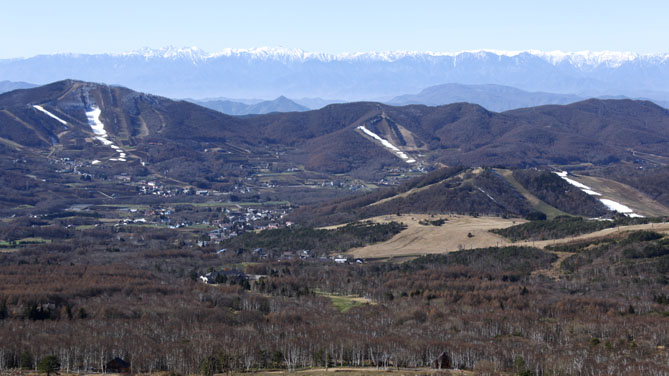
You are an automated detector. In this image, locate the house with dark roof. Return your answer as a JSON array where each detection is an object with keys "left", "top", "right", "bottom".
[
  {"left": 106, "top": 357, "right": 131, "bottom": 373},
  {"left": 199, "top": 269, "right": 248, "bottom": 284}
]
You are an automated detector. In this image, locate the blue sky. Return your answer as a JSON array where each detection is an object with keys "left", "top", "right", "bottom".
[{"left": 2, "top": 0, "right": 666, "bottom": 58}]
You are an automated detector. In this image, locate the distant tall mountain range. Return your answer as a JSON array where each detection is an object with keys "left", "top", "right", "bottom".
[{"left": 1, "top": 47, "right": 669, "bottom": 100}]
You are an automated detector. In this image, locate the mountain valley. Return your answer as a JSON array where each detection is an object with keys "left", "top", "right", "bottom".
[
  {"left": 2, "top": 79, "right": 669, "bottom": 219},
  {"left": 1, "top": 79, "right": 669, "bottom": 375}
]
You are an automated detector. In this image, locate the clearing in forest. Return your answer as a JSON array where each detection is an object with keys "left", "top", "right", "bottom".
[
  {"left": 348, "top": 214, "right": 521, "bottom": 258},
  {"left": 314, "top": 290, "right": 375, "bottom": 312}
]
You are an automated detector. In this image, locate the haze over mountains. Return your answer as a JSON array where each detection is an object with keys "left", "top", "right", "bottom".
[
  {"left": 193, "top": 96, "right": 309, "bottom": 115},
  {"left": 389, "top": 83, "right": 585, "bottom": 112},
  {"left": 0, "top": 80, "right": 36, "bottom": 94},
  {"left": 2, "top": 47, "right": 669, "bottom": 102}
]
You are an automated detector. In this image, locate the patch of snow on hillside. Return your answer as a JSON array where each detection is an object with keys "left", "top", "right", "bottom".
[
  {"left": 477, "top": 187, "right": 496, "bottom": 203},
  {"left": 554, "top": 171, "right": 643, "bottom": 217},
  {"left": 33, "top": 105, "right": 68, "bottom": 126},
  {"left": 85, "top": 106, "right": 127, "bottom": 162},
  {"left": 357, "top": 126, "right": 416, "bottom": 164},
  {"left": 554, "top": 171, "right": 601, "bottom": 196},
  {"left": 599, "top": 199, "right": 636, "bottom": 215}
]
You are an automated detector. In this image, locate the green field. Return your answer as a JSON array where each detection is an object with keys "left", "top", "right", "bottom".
[
  {"left": 0, "top": 237, "right": 52, "bottom": 247},
  {"left": 315, "top": 290, "right": 374, "bottom": 313}
]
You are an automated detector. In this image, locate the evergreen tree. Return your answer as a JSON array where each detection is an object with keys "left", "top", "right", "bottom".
[{"left": 37, "top": 355, "right": 60, "bottom": 375}]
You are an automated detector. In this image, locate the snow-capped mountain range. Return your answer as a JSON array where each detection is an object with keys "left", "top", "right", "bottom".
[
  {"left": 114, "top": 46, "right": 667, "bottom": 67},
  {"left": 1, "top": 46, "right": 668, "bottom": 100}
]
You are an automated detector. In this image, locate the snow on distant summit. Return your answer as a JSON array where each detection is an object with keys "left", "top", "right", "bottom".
[
  {"left": 116, "top": 46, "right": 669, "bottom": 67},
  {"left": 1, "top": 47, "right": 668, "bottom": 100}
]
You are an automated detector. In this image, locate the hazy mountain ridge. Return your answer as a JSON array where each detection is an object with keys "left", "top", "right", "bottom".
[
  {"left": 194, "top": 96, "right": 309, "bottom": 115},
  {"left": 0, "top": 80, "right": 37, "bottom": 94},
  {"left": 2, "top": 48, "right": 669, "bottom": 100},
  {"left": 389, "top": 83, "right": 584, "bottom": 112}
]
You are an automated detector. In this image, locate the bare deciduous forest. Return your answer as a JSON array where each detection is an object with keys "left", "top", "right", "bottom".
[{"left": 0, "top": 226, "right": 668, "bottom": 375}]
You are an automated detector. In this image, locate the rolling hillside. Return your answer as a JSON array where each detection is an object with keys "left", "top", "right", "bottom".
[
  {"left": 2, "top": 80, "right": 669, "bottom": 216},
  {"left": 290, "top": 167, "right": 669, "bottom": 226}
]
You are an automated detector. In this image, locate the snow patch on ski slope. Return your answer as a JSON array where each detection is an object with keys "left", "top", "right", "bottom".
[
  {"left": 554, "top": 171, "right": 642, "bottom": 217},
  {"left": 477, "top": 187, "right": 496, "bottom": 203},
  {"left": 599, "top": 199, "right": 642, "bottom": 217},
  {"left": 33, "top": 105, "right": 68, "bottom": 126},
  {"left": 357, "top": 126, "right": 416, "bottom": 164},
  {"left": 85, "top": 106, "right": 127, "bottom": 162},
  {"left": 554, "top": 171, "right": 601, "bottom": 196}
]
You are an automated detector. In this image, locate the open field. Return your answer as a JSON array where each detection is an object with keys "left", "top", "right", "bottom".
[
  {"left": 348, "top": 214, "right": 522, "bottom": 258},
  {"left": 347, "top": 213, "right": 669, "bottom": 258},
  {"left": 315, "top": 291, "right": 375, "bottom": 312}
]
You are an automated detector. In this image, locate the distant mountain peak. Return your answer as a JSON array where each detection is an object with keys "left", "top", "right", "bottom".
[
  {"left": 3, "top": 48, "right": 669, "bottom": 100},
  {"left": 101, "top": 46, "right": 669, "bottom": 66}
]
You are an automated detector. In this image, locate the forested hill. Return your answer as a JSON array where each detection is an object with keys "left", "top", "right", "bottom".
[
  {"left": 2, "top": 80, "right": 669, "bottom": 176},
  {"left": 2, "top": 80, "right": 669, "bottom": 213},
  {"left": 289, "top": 167, "right": 613, "bottom": 226}
]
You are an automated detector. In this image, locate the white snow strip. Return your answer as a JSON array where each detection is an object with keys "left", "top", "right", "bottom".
[
  {"left": 86, "top": 107, "right": 107, "bottom": 136},
  {"left": 599, "top": 199, "right": 635, "bottom": 214},
  {"left": 582, "top": 189, "right": 602, "bottom": 196},
  {"left": 554, "top": 171, "right": 642, "bottom": 217},
  {"left": 554, "top": 171, "right": 596, "bottom": 192},
  {"left": 477, "top": 187, "right": 496, "bottom": 203},
  {"left": 33, "top": 105, "right": 68, "bottom": 126},
  {"left": 85, "top": 106, "right": 128, "bottom": 163},
  {"left": 91, "top": 160, "right": 101, "bottom": 165},
  {"left": 357, "top": 126, "right": 416, "bottom": 164},
  {"left": 95, "top": 136, "right": 113, "bottom": 146}
]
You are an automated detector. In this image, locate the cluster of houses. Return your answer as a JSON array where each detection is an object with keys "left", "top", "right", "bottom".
[
  {"left": 207, "top": 207, "right": 290, "bottom": 242},
  {"left": 198, "top": 257, "right": 363, "bottom": 287},
  {"left": 318, "top": 180, "right": 366, "bottom": 191}
]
